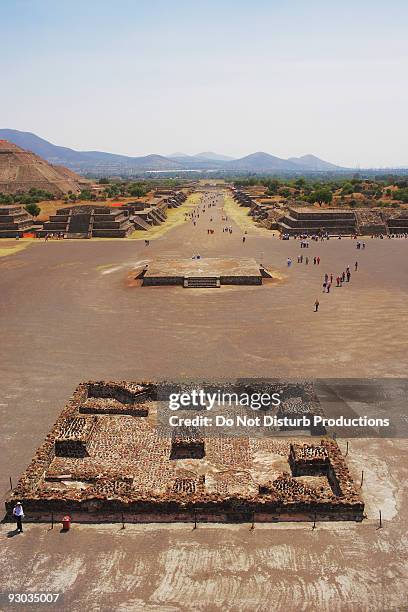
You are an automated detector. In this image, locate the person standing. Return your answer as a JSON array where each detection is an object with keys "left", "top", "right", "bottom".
[
  {"left": 355, "top": 261, "right": 358, "bottom": 271},
  {"left": 13, "top": 502, "right": 24, "bottom": 532},
  {"left": 314, "top": 299, "right": 320, "bottom": 312}
]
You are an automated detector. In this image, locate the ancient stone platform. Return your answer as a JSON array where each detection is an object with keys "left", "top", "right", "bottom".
[
  {"left": 0, "top": 204, "right": 36, "bottom": 238},
  {"left": 142, "top": 257, "right": 265, "bottom": 287},
  {"left": 278, "top": 207, "right": 357, "bottom": 236},
  {"left": 5, "top": 381, "right": 364, "bottom": 523}
]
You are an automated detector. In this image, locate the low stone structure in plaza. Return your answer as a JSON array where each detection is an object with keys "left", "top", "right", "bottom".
[
  {"left": 0, "top": 204, "right": 36, "bottom": 237},
  {"left": 139, "top": 257, "right": 270, "bottom": 288},
  {"left": 5, "top": 381, "right": 364, "bottom": 523}
]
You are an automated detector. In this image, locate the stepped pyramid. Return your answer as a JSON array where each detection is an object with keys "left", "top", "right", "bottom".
[
  {"left": 38, "top": 204, "right": 133, "bottom": 238},
  {"left": 0, "top": 140, "right": 89, "bottom": 196}
]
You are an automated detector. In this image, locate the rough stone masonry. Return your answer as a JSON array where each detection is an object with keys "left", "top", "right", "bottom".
[{"left": 5, "top": 381, "right": 364, "bottom": 523}]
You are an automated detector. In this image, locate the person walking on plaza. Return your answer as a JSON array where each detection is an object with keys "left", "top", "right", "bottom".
[
  {"left": 317, "top": 256, "right": 320, "bottom": 265},
  {"left": 346, "top": 270, "right": 351, "bottom": 282},
  {"left": 314, "top": 299, "right": 320, "bottom": 312},
  {"left": 13, "top": 502, "right": 24, "bottom": 532},
  {"left": 355, "top": 261, "right": 358, "bottom": 271}
]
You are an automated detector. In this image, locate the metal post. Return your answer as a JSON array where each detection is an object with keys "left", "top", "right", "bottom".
[
  {"left": 193, "top": 509, "right": 197, "bottom": 530},
  {"left": 379, "top": 510, "right": 382, "bottom": 529},
  {"left": 9, "top": 476, "right": 12, "bottom": 490},
  {"left": 121, "top": 513, "right": 125, "bottom": 529},
  {"left": 360, "top": 470, "right": 364, "bottom": 488},
  {"left": 345, "top": 441, "right": 349, "bottom": 457},
  {"left": 250, "top": 512, "right": 255, "bottom": 530},
  {"left": 312, "top": 513, "right": 316, "bottom": 530}
]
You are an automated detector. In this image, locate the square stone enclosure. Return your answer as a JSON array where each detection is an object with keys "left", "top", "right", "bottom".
[{"left": 5, "top": 381, "right": 364, "bottom": 523}]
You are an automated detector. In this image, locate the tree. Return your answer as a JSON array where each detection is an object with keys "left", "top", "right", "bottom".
[
  {"left": 79, "top": 190, "right": 93, "bottom": 200},
  {"left": 341, "top": 182, "right": 354, "bottom": 195},
  {"left": 25, "top": 203, "right": 41, "bottom": 217},
  {"left": 128, "top": 182, "right": 148, "bottom": 197},
  {"left": 295, "top": 177, "right": 306, "bottom": 188},
  {"left": 311, "top": 189, "right": 333, "bottom": 206},
  {"left": 279, "top": 187, "right": 291, "bottom": 198}
]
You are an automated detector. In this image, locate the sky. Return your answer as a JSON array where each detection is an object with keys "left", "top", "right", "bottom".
[{"left": 1, "top": 0, "right": 407, "bottom": 167}]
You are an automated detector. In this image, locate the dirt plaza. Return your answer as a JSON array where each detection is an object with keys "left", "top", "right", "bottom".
[{"left": 1, "top": 189, "right": 408, "bottom": 610}]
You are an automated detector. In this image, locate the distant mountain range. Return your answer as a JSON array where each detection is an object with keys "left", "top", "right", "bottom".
[
  {"left": 0, "top": 129, "right": 347, "bottom": 175},
  {"left": 168, "top": 151, "right": 235, "bottom": 162}
]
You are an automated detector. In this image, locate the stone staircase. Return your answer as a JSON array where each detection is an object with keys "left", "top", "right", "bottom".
[
  {"left": 184, "top": 277, "right": 220, "bottom": 288},
  {"left": 66, "top": 211, "right": 92, "bottom": 238},
  {"left": 132, "top": 214, "right": 152, "bottom": 231}
]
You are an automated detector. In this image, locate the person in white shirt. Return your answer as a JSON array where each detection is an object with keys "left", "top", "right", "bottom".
[{"left": 13, "top": 502, "right": 24, "bottom": 533}]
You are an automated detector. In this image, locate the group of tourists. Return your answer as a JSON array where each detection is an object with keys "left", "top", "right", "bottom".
[
  {"left": 293, "top": 254, "right": 322, "bottom": 267},
  {"left": 315, "top": 262, "right": 359, "bottom": 311},
  {"left": 43, "top": 232, "right": 65, "bottom": 240}
]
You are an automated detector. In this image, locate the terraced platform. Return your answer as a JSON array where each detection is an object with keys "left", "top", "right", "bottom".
[
  {"left": 0, "top": 204, "right": 36, "bottom": 238},
  {"left": 278, "top": 207, "right": 357, "bottom": 236}
]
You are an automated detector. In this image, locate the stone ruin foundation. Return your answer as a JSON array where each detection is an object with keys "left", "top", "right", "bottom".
[{"left": 5, "top": 381, "right": 364, "bottom": 523}]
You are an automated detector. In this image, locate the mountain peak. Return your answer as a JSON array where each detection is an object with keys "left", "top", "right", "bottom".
[
  {"left": 288, "top": 154, "right": 341, "bottom": 170},
  {"left": 193, "top": 152, "right": 235, "bottom": 161}
]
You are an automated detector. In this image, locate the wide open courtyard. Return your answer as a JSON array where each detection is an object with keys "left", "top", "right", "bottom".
[{"left": 1, "top": 189, "right": 407, "bottom": 610}]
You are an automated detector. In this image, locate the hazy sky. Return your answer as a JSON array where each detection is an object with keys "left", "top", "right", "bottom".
[{"left": 1, "top": 0, "right": 407, "bottom": 166}]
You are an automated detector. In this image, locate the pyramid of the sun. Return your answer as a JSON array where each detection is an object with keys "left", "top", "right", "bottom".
[{"left": 0, "top": 140, "right": 88, "bottom": 196}]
